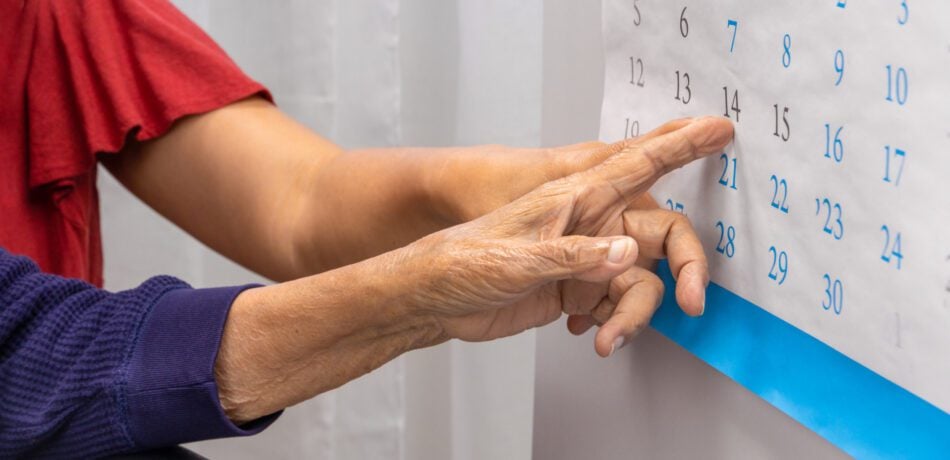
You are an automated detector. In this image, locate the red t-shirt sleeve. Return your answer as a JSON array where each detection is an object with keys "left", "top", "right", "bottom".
[{"left": 26, "top": 0, "right": 272, "bottom": 188}]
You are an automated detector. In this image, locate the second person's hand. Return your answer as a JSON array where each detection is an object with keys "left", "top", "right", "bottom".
[
  {"left": 215, "top": 116, "right": 732, "bottom": 423},
  {"left": 400, "top": 116, "right": 733, "bottom": 356}
]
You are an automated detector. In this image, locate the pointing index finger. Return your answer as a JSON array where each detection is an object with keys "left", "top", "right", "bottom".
[{"left": 585, "top": 116, "right": 734, "bottom": 202}]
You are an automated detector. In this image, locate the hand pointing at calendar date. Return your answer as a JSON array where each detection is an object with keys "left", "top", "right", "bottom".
[{"left": 215, "top": 116, "right": 734, "bottom": 422}]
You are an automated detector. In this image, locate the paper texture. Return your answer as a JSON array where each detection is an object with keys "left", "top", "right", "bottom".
[{"left": 601, "top": 0, "right": 950, "bottom": 413}]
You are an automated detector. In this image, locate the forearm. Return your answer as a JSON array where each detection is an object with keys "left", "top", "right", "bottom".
[
  {"left": 285, "top": 147, "right": 458, "bottom": 275},
  {"left": 104, "top": 98, "right": 540, "bottom": 281},
  {"left": 214, "top": 245, "right": 447, "bottom": 423}
]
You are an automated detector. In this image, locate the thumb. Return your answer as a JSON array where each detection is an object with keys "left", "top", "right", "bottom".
[{"left": 520, "top": 236, "right": 638, "bottom": 284}]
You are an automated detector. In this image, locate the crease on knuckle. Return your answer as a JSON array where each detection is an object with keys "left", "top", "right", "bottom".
[
  {"left": 662, "top": 211, "right": 690, "bottom": 256},
  {"left": 638, "top": 143, "right": 668, "bottom": 178},
  {"left": 674, "top": 129, "right": 701, "bottom": 163},
  {"left": 633, "top": 274, "right": 666, "bottom": 302}
]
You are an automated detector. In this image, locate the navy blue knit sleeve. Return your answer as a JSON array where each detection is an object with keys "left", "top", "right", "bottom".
[{"left": 0, "top": 249, "right": 280, "bottom": 458}]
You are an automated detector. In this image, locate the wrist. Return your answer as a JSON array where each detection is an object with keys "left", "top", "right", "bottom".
[{"left": 215, "top": 250, "right": 448, "bottom": 423}]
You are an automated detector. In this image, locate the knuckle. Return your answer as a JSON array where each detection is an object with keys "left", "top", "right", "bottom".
[
  {"left": 608, "top": 272, "right": 634, "bottom": 300},
  {"left": 646, "top": 275, "right": 666, "bottom": 299},
  {"left": 674, "top": 129, "right": 701, "bottom": 159},
  {"left": 591, "top": 301, "right": 614, "bottom": 324},
  {"left": 637, "top": 144, "right": 667, "bottom": 177},
  {"left": 668, "top": 210, "right": 689, "bottom": 226},
  {"left": 553, "top": 241, "right": 582, "bottom": 266}
]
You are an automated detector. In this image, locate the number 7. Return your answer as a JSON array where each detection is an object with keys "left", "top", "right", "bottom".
[{"left": 727, "top": 20, "right": 738, "bottom": 52}]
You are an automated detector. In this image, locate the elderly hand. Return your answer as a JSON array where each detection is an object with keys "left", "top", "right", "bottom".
[
  {"left": 396, "top": 117, "right": 733, "bottom": 356},
  {"left": 215, "top": 116, "right": 732, "bottom": 423}
]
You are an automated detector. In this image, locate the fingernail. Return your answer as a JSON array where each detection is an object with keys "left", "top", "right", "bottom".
[
  {"left": 700, "top": 278, "right": 709, "bottom": 315},
  {"left": 607, "top": 239, "right": 630, "bottom": 264},
  {"left": 610, "top": 336, "right": 625, "bottom": 356}
]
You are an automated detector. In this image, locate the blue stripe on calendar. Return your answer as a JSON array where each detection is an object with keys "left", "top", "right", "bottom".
[{"left": 652, "top": 261, "right": 950, "bottom": 459}]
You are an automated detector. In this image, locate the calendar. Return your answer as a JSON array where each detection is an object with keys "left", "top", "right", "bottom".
[{"left": 600, "top": 0, "right": 950, "bottom": 455}]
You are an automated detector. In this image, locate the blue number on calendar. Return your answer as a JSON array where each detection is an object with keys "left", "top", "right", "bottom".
[
  {"left": 726, "top": 20, "right": 738, "bottom": 52},
  {"left": 781, "top": 34, "right": 791, "bottom": 68},
  {"left": 883, "top": 145, "right": 907, "bottom": 185},
  {"left": 834, "top": 50, "right": 845, "bottom": 86},
  {"left": 768, "top": 246, "right": 789, "bottom": 285},
  {"left": 898, "top": 0, "right": 909, "bottom": 25},
  {"left": 715, "top": 221, "right": 736, "bottom": 258},
  {"left": 824, "top": 124, "right": 844, "bottom": 162},
  {"left": 822, "top": 274, "right": 844, "bottom": 315},
  {"left": 718, "top": 153, "right": 738, "bottom": 190},
  {"left": 885, "top": 64, "right": 908, "bottom": 105},
  {"left": 665, "top": 199, "right": 686, "bottom": 214},
  {"left": 836, "top": 1, "right": 847, "bottom": 8},
  {"left": 881, "top": 225, "right": 904, "bottom": 270},
  {"left": 815, "top": 198, "right": 844, "bottom": 240},
  {"left": 769, "top": 175, "right": 789, "bottom": 213}
]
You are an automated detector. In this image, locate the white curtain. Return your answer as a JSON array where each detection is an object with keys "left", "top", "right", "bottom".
[{"left": 98, "top": 1, "right": 542, "bottom": 458}]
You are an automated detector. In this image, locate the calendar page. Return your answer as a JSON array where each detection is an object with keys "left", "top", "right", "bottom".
[{"left": 600, "top": 0, "right": 950, "bottom": 421}]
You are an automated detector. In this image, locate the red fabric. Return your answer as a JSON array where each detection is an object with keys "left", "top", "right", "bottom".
[{"left": 0, "top": 0, "right": 270, "bottom": 286}]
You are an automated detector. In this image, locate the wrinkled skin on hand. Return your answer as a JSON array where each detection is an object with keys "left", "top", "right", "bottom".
[{"left": 396, "top": 117, "right": 734, "bottom": 357}]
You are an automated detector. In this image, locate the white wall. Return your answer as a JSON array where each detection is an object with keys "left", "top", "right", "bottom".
[{"left": 532, "top": 1, "right": 848, "bottom": 458}]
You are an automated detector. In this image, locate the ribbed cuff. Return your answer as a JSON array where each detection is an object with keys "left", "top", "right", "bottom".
[{"left": 124, "top": 285, "right": 281, "bottom": 448}]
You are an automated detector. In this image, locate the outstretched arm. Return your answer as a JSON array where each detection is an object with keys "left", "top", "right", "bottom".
[
  {"left": 215, "top": 116, "right": 732, "bottom": 421},
  {"left": 2, "top": 118, "right": 729, "bottom": 459},
  {"left": 102, "top": 97, "right": 614, "bottom": 281}
]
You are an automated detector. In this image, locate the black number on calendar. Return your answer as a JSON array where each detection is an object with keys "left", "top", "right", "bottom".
[
  {"left": 722, "top": 86, "right": 741, "bottom": 121},
  {"left": 633, "top": 0, "right": 641, "bottom": 26},
  {"left": 674, "top": 71, "right": 691, "bottom": 104},
  {"left": 679, "top": 7, "right": 689, "bottom": 38},
  {"left": 772, "top": 105, "right": 790, "bottom": 141},
  {"left": 629, "top": 57, "right": 645, "bottom": 87},
  {"left": 624, "top": 118, "right": 640, "bottom": 138}
]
